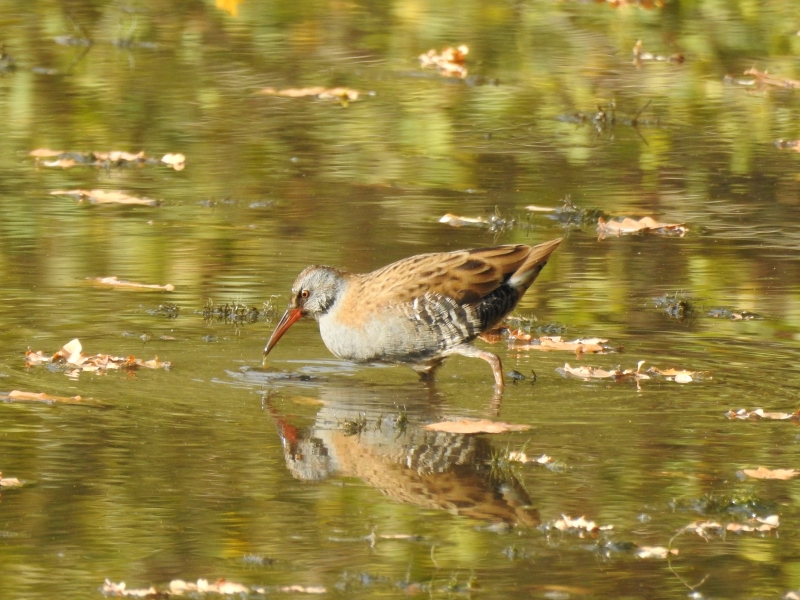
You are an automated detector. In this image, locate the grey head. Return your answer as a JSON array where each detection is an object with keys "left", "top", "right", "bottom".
[
  {"left": 264, "top": 265, "right": 347, "bottom": 356},
  {"left": 288, "top": 265, "right": 347, "bottom": 319}
]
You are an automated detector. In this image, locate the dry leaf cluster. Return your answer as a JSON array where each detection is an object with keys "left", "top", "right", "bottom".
[
  {"left": 558, "top": 361, "right": 707, "bottom": 384},
  {"left": 26, "top": 339, "right": 170, "bottom": 374},
  {"left": 552, "top": 514, "right": 613, "bottom": 536},
  {"left": 726, "top": 408, "right": 800, "bottom": 421},
  {"left": 597, "top": 216, "right": 687, "bottom": 240},
  {"left": 419, "top": 45, "right": 469, "bottom": 78},
  {"left": 30, "top": 149, "right": 185, "bottom": 171},
  {"left": 682, "top": 515, "right": 779, "bottom": 539},
  {"left": 557, "top": 361, "right": 650, "bottom": 382},
  {"left": 102, "top": 578, "right": 326, "bottom": 597}
]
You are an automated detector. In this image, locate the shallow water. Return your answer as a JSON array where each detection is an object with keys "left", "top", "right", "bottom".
[{"left": 2, "top": 1, "right": 800, "bottom": 598}]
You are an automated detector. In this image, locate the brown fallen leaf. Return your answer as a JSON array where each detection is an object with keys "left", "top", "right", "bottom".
[
  {"left": 646, "top": 366, "right": 709, "bottom": 383},
  {"left": 439, "top": 213, "right": 489, "bottom": 227},
  {"left": 636, "top": 546, "right": 679, "bottom": 559},
  {"left": 32, "top": 149, "right": 182, "bottom": 170},
  {"left": 744, "top": 67, "right": 800, "bottom": 89},
  {"left": 29, "top": 148, "right": 64, "bottom": 158},
  {"left": 169, "top": 578, "right": 249, "bottom": 595},
  {"left": 42, "top": 158, "right": 79, "bottom": 168},
  {"left": 681, "top": 520, "right": 723, "bottom": 539},
  {"left": 507, "top": 451, "right": 552, "bottom": 465},
  {"left": 257, "top": 86, "right": 359, "bottom": 102},
  {"left": 552, "top": 514, "right": 613, "bottom": 535},
  {"left": 102, "top": 580, "right": 157, "bottom": 597},
  {"left": 741, "top": 466, "right": 799, "bottom": 480},
  {"left": 726, "top": 408, "right": 800, "bottom": 421},
  {"left": 50, "top": 189, "right": 160, "bottom": 206},
  {"left": 4, "top": 390, "right": 98, "bottom": 406},
  {"left": 557, "top": 361, "right": 650, "bottom": 382},
  {"left": 423, "top": 418, "right": 531, "bottom": 434},
  {"left": 725, "top": 515, "right": 780, "bottom": 532},
  {"left": 90, "top": 276, "right": 174, "bottom": 291},
  {"left": 518, "top": 335, "right": 616, "bottom": 355},
  {"left": 93, "top": 150, "right": 145, "bottom": 162},
  {"left": 632, "top": 39, "right": 684, "bottom": 67},
  {"left": 160, "top": 153, "right": 186, "bottom": 171},
  {"left": 275, "top": 586, "right": 327, "bottom": 594},
  {"left": 419, "top": 45, "right": 469, "bottom": 78},
  {"left": 0, "top": 473, "right": 24, "bottom": 488},
  {"left": 597, "top": 216, "right": 687, "bottom": 240}
]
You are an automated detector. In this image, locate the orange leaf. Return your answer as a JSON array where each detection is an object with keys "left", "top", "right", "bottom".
[
  {"left": 90, "top": 276, "right": 174, "bottom": 291},
  {"left": 423, "top": 419, "right": 531, "bottom": 434},
  {"left": 742, "top": 466, "right": 799, "bottom": 480}
]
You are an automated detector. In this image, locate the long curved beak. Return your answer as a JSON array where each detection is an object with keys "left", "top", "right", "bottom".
[{"left": 264, "top": 308, "right": 303, "bottom": 356}]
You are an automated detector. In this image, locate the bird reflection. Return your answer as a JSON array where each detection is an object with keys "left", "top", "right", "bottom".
[{"left": 263, "top": 383, "right": 539, "bottom": 527}]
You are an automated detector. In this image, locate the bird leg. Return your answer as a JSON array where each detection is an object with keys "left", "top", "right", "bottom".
[
  {"left": 447, "top": 345, "right": 505, "bottom": 389},
  {"left": 412, "top": 358, "right": 444, "bottom": 382}
]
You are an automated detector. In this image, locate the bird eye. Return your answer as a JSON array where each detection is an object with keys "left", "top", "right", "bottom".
[{"left": 300, "top": 290, "right": 309, "bottom": 299}]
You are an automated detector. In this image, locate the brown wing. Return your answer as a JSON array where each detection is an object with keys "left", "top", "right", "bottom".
[{"left": 350, "top": 245, "right": 533, "bottom": 308}]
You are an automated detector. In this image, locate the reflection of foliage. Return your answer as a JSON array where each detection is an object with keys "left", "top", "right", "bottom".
[{"left": 202, "top": 299, "right": 276, "bottom": 325}]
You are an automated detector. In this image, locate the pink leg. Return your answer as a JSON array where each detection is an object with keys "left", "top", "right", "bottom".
[{"left": 448, "top": 345, "right": 505, "bottom": 389}]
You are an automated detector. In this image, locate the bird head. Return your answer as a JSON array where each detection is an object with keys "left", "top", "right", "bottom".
[{"left": 263, "top": 266, "right": 344, "bottom": 357}]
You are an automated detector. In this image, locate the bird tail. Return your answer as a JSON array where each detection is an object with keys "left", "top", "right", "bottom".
[{"left": 507, "top": 238, "right": 562, "bottom": 291}]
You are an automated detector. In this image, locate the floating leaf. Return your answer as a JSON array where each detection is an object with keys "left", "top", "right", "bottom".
[
  {"left": 597, "top": 216, "right": 687, "bottom": 240},
  {"left": 776, "top": 139, "right": 800, "bottom": 153},
  {"left": 29, "top": 148, "right": 64, "bottom": 158},
  {"left": 517, "top": 335, "right": 617, "bottom": 355},
  {"left": 257, "top": 87, "right": 359, "bottom": 102},
  {"left": 275, "top": 586, "right": 327, "bottom": 594},
  {"left": 90, "top": 276, "right": 174, "bottom": 291},
  {"left": 552, "top": 514, "right": 613, "bottom": 535},
  {"left": 50, "top": 189, "right": 160, "bottom": 206},
  {"left": 3, "top": 390, "right": 102, "bottom": 406},
  {"left": 31, "top": 149, "right": 182, "bottom": 170},
  {"left": 423, "top": 418, "right": 531, "bottom": 434},
  {"left": 507, "top": 451, "right": 552, "bottom": 465},
  {"left": 741, "top": 466, "right": 799, "bottom": 480},
  {"left": 632, "top": 39, "right": 684, "bottom": 67},
  {"left": 101, "top": 580, "right": 157, "bottom": 597},
  {"left": 636, "top": 546, "right": 679, "bottom": 559},
  {"left": 419, "top": 45, "right": 469, "bottom": 78},
  {"left": 743, "top": 67, "right": 800, "bottom": 89},
  {"left": 439, "top": 213, "right": 489, "bottom": 227},
  {"left": 160, "top": 153, "right": 186, "bottom": 171},
  {"left": 0, "top": 473, "right": 24, "bottom": 488},
  {"left": 726, "top": 408, "right": 800, "bottom": 421},
  {"left": 647, "top": 366, "right": 709, "bottom": 383},
  {"left": 557, "top": 361, "right": 650, "bottom": 382}
]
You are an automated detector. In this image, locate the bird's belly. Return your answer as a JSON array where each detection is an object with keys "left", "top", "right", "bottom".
[{"left": 318, "top": 311, "right": 446, "bottom": 364}]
